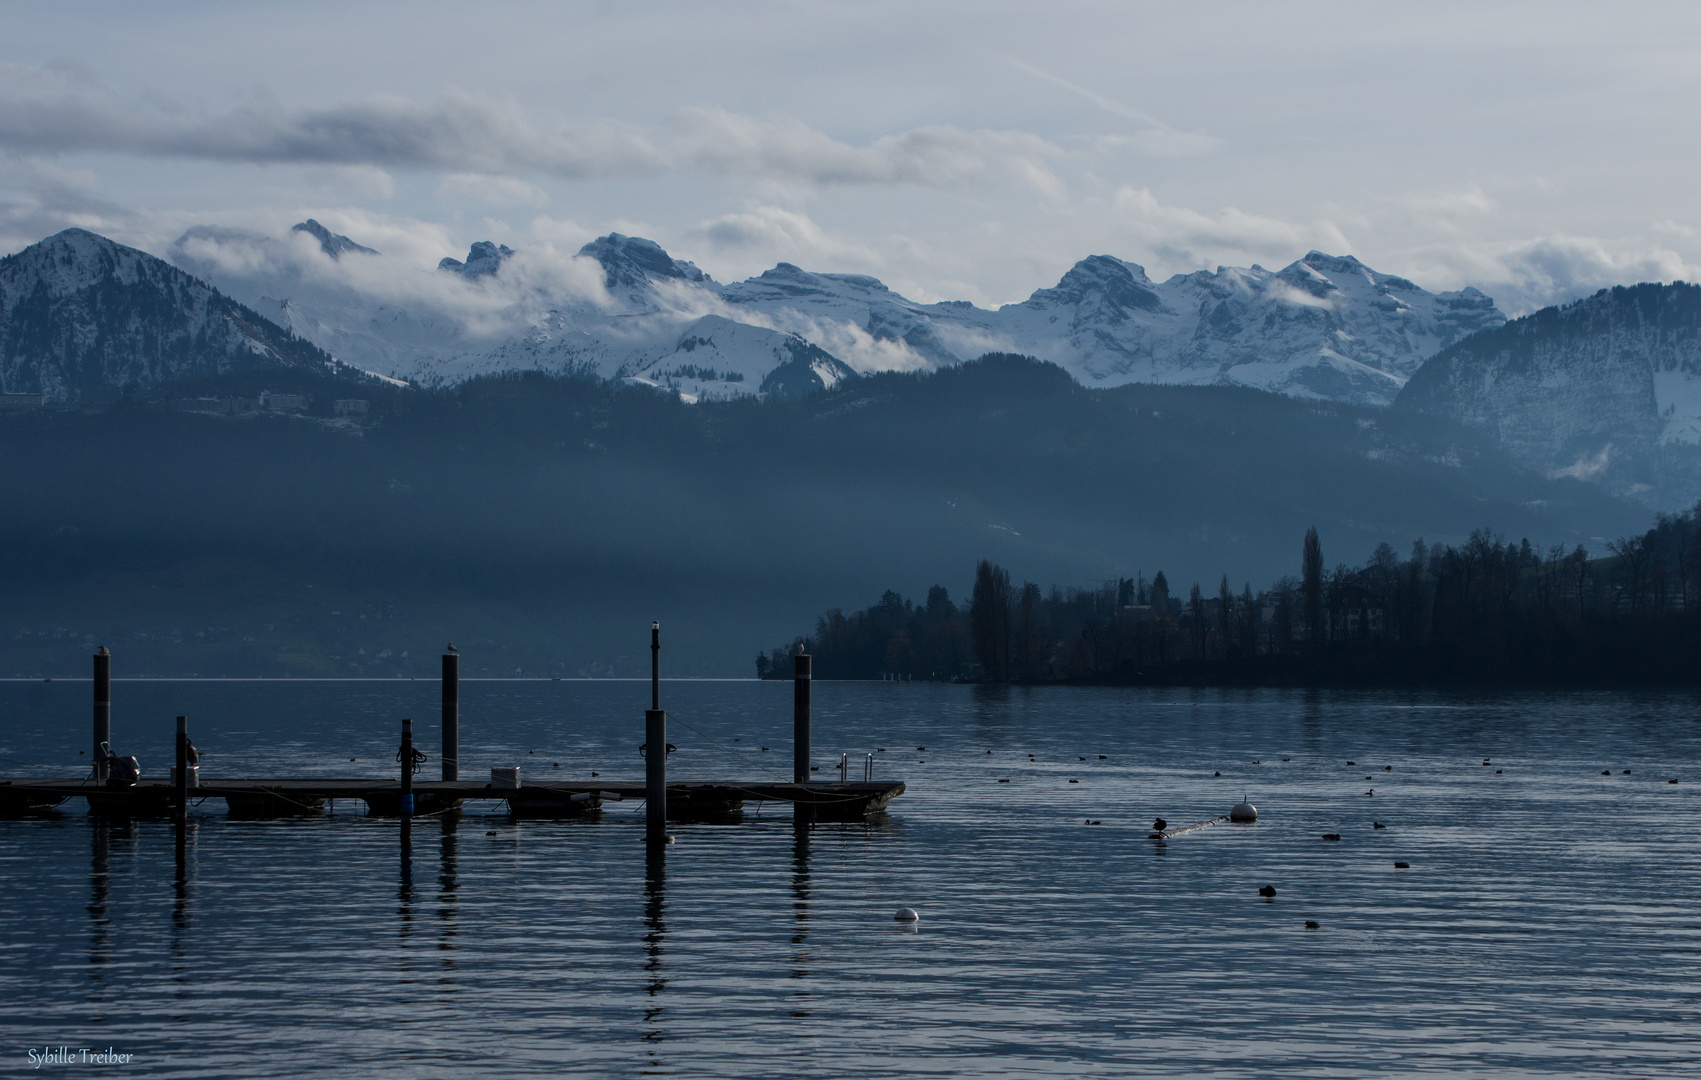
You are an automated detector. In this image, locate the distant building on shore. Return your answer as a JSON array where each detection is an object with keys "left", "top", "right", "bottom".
[
  {"left": 0, "top": 393, "right": 44, "bottom": 411},
  {"left": 259, "top": 391, "right": 309, "bottom": 412}
]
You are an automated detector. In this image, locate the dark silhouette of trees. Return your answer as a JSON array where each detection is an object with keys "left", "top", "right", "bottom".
[
  {"left": 765, "top": 503, "right": 1701, "bottom": 686},
  {"left": 756, "top": 585, "right": 970, "bottom": 680}
]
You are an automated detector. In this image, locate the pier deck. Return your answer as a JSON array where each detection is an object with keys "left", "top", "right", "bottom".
[{"left": 0, "top": 777, "right": 905, "bottom": 822}]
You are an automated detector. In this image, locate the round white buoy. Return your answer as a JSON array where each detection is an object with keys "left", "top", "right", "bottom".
[
  {"left": 1230, "top": 795, "right": 1258, "bottom": 822},
  {"left": 894, "top": 907, "right": 920, "bottom": 922}
]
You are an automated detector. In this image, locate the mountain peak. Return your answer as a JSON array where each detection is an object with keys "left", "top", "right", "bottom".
[
  {"left": 438, "top": 241, "right": 513, "bottom": 278},
  {"left": 577, "top": 233, "right": 710, "bottom": 293},
  {"left": 1301, "top": 251, "right": 1366, "bottom": 274},
  {"left": 292, "top": 220, "right": 377, "bottom": 260},
  {"left": 1023, "top": 255, "right": 1164, "bottom": 315},
  {"left": 0, "top": 227, "right": 349, "bottom": 401}
]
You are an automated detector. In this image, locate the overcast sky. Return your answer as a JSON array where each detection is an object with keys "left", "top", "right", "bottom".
[{"left": 2, "top": 0, "right": 1699, "bottom": 312}]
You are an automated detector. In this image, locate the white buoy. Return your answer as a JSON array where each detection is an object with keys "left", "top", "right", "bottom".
[
  {"left": 1230, "top": 795, "right": 1258, "bottom": 822},
  {"left": 894, "top": 907, "right": 919, "bottom": 922}
]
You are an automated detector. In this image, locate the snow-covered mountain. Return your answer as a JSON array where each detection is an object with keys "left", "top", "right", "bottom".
[
  {"left": 0, "top": 229, "right": 356, "bottom": 402},
  {"left": 1395, "top": 282, "right": 1701, "bottom": 506},
  {"left": 169, "top": 226, "right": 1505, "bottom": 408},
  {"left": 292, "top": 219, "right": 376, "bottom": 260},
  {"left": 978, "top": 252, "right": 1504, "bottom": 405}
]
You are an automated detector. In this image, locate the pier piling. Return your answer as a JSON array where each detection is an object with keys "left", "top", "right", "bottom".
[
  {"left": 92, "top": 648, "right": 110, "bottom": 782},
  {"left": 442, "top": 650, "right": 459, "bottom": 782},
  {"left": 793, "top": 652, "right": 811, "bottom": 784},
  {"left": 646, "top": 622, "right": 667, "bottom": 844},
  {"left": 174, "top": 716, "right": 188, "bottom": 826},
  {"left": 400, "top": 719, "right": 415, "bottom": 818},
  {"left": 793, "top": 651, "right": 812, "bottom": 825}
]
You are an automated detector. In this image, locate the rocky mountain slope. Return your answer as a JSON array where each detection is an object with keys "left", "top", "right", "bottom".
[
  {"left": 0, "top": 229, "right": 362, "bottom": 402},
  {"left": 1394, "top": 282, "right": 1701, "bottom": 506}
]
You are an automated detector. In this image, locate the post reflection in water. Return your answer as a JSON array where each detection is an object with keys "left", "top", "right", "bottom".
[
  {"left": 87, "top": 818, "right": 113, "bottom": 992},
  {"left": 171, "top": 820, "right": 196, "bottom": 964},
  {"left": 398, "top": 817, "right": 416, "bottom": 975},
  {"left": 790, "top": 818, "right": 812, "bottom": 1018},
  {"left": 641, "top": 846, "right": 668, "bottom": 1054},
  {"left": 437, "top": 814, "right": 459, "bottom": 989}
]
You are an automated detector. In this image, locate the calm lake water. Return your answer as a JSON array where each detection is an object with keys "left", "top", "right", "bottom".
[{"left": 1, "top": 679, "right": 1698, "bottom": 1077}]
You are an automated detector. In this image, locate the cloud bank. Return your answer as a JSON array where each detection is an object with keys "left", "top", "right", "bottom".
[{"left": 0, "top": 65, "right": 1066, "bottom": 194}]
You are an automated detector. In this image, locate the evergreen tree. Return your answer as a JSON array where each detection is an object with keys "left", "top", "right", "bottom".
[
  {"left": 1302, "top": 526, "right": 1324, "bottom": 647},
  {"left": 970, "top": 560, "right": 1012, "bottom": 680}
]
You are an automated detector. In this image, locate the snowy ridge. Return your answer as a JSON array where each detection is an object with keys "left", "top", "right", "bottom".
[{"left": 167, "top": 225, "right": 1505, "bottom": 408}]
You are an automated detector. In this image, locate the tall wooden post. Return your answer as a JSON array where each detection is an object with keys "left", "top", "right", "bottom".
[
  {"left": 646, "top": 622, "right": 666, "bottom": 844},
  {"left": 793, "top": 651, "right": 812, "bottom": 825},
  {"left": 441, "top": 651, "right": 459, "bottom": 782},
  {"left": 92, "top": 647, "right": 110, "bottom": 782},
  {"left": 793, "top": 652, "right": 812, "bottom": 784},
  {"left": 400, "top": 718, "right": 415, "bottom": 818},
  {"left": 174, "top": 715, "right": 189, "bottom": 825}
]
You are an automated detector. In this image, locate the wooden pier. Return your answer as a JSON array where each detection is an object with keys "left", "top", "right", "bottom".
[
  {"left": 0, "top": 777, "right": 905, "bottom": 822},
  {"left": 2, "top": 635, "right": 905, "bottom": 829}
]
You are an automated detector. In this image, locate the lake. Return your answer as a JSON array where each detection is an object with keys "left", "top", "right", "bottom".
[{"left": 1, "top": 679, "right": 1698, "bottom": 1077}]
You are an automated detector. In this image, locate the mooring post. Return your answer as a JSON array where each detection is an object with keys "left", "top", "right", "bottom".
[
  {"left": 793, "top": 652, "right": 812, "bottom": 784},
  {"left": 442, "top": 650, "right": 459, "bottom": 782},
  {"left": 646, "top": 622, "right": 667, "bottom": 844},
  {"left": 174, "top": 715, "right": 189, "bottom": 826},
  {"left": 793, "top": 651, "right": 813, "bottom": 825},
  {"left": 92, "top": 647, "right": 111, "bottom": 782},
  {"left": 400, "top": 718, "right": 415, "bottom": 818}
]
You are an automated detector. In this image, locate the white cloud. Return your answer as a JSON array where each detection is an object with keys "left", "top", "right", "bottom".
[
  {"left": 170, "top": 217, "right": 613, "bottom": 341},
  {"left": 304, "top": 165, "right": 396, "bottom": 199},
  {"left": 437, "top": 173, "right": 549, "bottom": 208},
  {"left": 1399, "top": 233, "right": 1701, "bottom": 315},
  {"left": 1108, "top": 187, "right": 1352, "bottom": 275},
  {"left": 665, "top": 107, "right": 1064, "bottom": 194},
  {"left": 688, "top": 206, "right": 882, "bottom": 270}
]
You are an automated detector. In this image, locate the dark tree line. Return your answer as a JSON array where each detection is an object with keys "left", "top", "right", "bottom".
[
  {"left": 755, "top": 586, "right": 971, "bottom": 680},
  {"left": 760, "top": 506, "right": 1701, "bottom": 686}
]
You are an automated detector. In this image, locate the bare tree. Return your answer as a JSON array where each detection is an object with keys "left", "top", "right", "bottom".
[{"left": 1608, "top": 535, "right": 1652, "bottom": 616}]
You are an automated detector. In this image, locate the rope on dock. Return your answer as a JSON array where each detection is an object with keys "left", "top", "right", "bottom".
[{"left": 1150, "top": 816, "right": 1229, "bottom": 839}]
